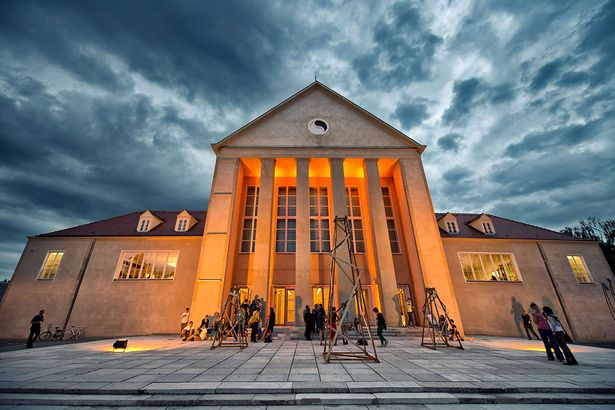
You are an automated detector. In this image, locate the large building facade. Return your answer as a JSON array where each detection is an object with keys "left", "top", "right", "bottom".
[{"left": 1, "top": 83, "right": 614, "bottom": 342}]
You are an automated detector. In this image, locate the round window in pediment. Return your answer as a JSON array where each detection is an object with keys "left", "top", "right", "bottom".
[{"left": 308, "top": 119, "right": 329, "bottom": 135}]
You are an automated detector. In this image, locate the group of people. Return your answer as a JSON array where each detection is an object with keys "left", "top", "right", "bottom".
[
  {"left": 524, "top": 303, "right": 578, "bottom": 365},
  {"left": 179, "top": 307, "right": 223, "bottom": 342}
]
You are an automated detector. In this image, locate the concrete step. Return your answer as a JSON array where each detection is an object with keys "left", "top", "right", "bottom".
[
  {"left": 275, "top": 326, "right": 425, "bottom": 340},
  {"left": 1, "top": 391, "right": 615, "bottom": 406}
]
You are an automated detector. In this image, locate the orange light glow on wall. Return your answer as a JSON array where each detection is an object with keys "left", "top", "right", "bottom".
[
  {"left": 308, "top": 158, "right": 331, "bottom": 177},
  {"left": 274, "top": 158, "right": 296, "bottom": 177},
  {"left": 343, "top": 158, "right": 364, "bottom": 178}
]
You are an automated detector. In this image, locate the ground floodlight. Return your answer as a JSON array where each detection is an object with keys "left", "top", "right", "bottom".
[{"left": 112, "top": 339, "right": 128, "bottom": 352}]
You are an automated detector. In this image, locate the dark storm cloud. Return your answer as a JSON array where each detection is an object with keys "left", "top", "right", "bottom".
[
  {"left": 442, "top": 166, "right": 472, "bottom": 183},
  {"left": 529, "top": 60, "right": 563, "bottom": 91},
  {"left": 353, "top": 3, "right": 442, "bottom": 89},
  {"left": 393, "top": 101, "right": 429, "bottom": 129},
  {"left": 437, "top": 133, "right": 464, "bottom": 152},
  {"left": 442, "top": 78, "right": 515, "bottom": 124}
]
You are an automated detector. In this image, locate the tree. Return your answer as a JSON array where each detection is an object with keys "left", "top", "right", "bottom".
[{"left": 561, "top": 217, "right": 615, "bottom": 276}]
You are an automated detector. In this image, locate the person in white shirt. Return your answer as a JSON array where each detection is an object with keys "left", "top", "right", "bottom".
[
  {"left": 405, "top": 298, "right": 415, "bottom": 327},
  {"left": 180, "top": 308, "right": 190, "bottom": 336}
]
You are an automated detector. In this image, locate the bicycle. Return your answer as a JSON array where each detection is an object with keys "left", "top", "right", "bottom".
[
  {"left": 64, "top": 325, "right": 85, "bottom": 340},
  {"left": 39, "top": 325, "right": 64, "bottom": 341}
]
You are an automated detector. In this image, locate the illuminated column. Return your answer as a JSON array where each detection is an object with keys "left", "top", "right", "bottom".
[
  {"left": 398, "top": 153, "right": 464, "bottom": 333},
  {"left": 295, "top": 158, "right": 311, "bottom": 325},
  {"left": 364, "top": 158, "right": 400, "bottom": 325},
  {"left": 329, "top": 158, "right": 354, "bottom": 309},
  {"left": 252, "top": 158, "right": 275, "bottom": 302}
]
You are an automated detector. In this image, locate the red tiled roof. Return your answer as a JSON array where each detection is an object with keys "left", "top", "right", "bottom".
[
  {"left": 436, "top": 213, "right": 584, "bottom": 241},
  {"left": 37, "top": 211, "right": 206, "bottom": 237}
]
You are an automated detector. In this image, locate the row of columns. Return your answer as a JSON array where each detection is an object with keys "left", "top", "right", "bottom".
[{"left": 249, "top": 157, "right": 401, "bottom": 325}]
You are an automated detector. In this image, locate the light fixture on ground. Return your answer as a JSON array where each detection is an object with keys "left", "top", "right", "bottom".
[{"left": 112, "top": 339, "right": 128, "bottom": 352}]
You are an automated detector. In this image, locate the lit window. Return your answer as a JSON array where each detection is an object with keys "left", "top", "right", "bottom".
[
  {"left": 312, "top": 286, "right": 330, "bottom": 310},
  {"left": 381, "top": 187, "right": 401, "bottom": 254},
  {"left": 483, "top": 222, "right": 495, "bottom": 235},
  {"left": 567, "top": 255, "right": 593, "bottom": 283},
  {"left": 138, "top": 219, "right": 150, "bottom": 232},
  {"left": 345, "top": 187, "right": 365, "bottom": 253},
  {"left": 241, "top": 186, "right": 259, "bottom": 253},
  {"left": 458, "top": 252, "right": 521, "bottom": 282},
  {"left": 276, "top": 186, "right": 296, "bottom": 253},
  {"left": 38, "top": 251, "right": 64, "bottom": 280},
  {"left": 310, "top": 187, "right": 331, "bottom": 253},
  {"left": 115, "top": 251, "right": 179, "bottom": 280},
  {"left": 176, "top": 218, "right": 189, "bottom": 232},
  {"left": 446, "top": 221, "right": 459, "bottom": 234}
]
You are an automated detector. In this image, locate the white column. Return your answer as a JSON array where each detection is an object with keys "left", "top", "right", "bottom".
[
  {"left": 252, "top": 158, "right": 275, "bottom": 302},
  {"left": 295, "top": 158, "right": 311, "bottom": 325}
]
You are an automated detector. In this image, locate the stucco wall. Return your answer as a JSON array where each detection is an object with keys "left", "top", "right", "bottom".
[
  {"left": 66, "top": 237, "right": 201, "bottom": 337},
  {"left": 442, "top": 237, "right": 615, "bottom": 342},
  {"left": 539, "top": 241, "right": 615, "bottom": 342},
  {"left": 442, "top": 238, "right": 568, "bottom": 338},
  {"left": 0, "top": 237, "right": 94, "bottom": 339}
]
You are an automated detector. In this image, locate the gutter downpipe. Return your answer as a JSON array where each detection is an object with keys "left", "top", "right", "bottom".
[
  {"left": 62, "top": 239, "right": 96, "bottom": 333},
  {"left": 536, "top": 241, "right": 577, "bottom": 341}
]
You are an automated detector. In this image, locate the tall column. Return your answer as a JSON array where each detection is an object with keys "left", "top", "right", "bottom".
[
  {"left": 295, "top": 158, "right": 311, "bottom": 325},
  {"left": 399, "top": 153, "right": 464, "bottom": 333},
  {"left": 364, "top": 159, "right": 400, "bottom": 325},
  {"left": 329, "top": 158, "right": 354, "bottom": 310},
  {"left": 252, "top": 158, "right": 275, "bottom": 302}
]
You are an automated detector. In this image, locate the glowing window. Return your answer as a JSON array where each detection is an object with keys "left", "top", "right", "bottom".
[
  {"left": 275, "top": 186, "right": 296, "bottom": 253},
  {"left": 310, "top": 186, "right": 331, "bottom": 253},
  {"left": 381, "top": 187, "right": 401, "bottom": 254},
  {"left": 115, "top": 251, "right": 179, "bottom": 280},
  {"left": 241, "top": 186, "right": 259, "bottom": 253},
  {"left": 345, "top": 187, "right": 365, "bottom": 253},
  {"left": 37, "top": 251, "right": 64, "bottom": 280},
  {"left": 567, "top": 255, "right": 593, "bottom": 284},
  {"left": 458, "top": 252, "right": 521, "bottom": 282}
]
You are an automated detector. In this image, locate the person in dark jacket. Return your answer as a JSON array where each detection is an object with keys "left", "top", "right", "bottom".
[
  {"left": 304, "top": 305, "right": 313, "bottom": 340},
  {"left": 316, "top": 304, "right": 326, "bottom": 345},
  {"left": 521, "top": 309, "right": 539, "bottom": 340},
  {"left": 26, "top": 310, "right": 45, "bottom": 348},
  {"left": 373, "top": 307, "right": 388, "bottom": 347}
]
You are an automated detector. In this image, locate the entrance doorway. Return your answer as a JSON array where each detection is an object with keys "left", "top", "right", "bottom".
[
  {"left": 273, "top": 287, "right": 295, "bottom": 325},
  {"left": 397, "top": 286, "right": 414, "bottom": 327}
]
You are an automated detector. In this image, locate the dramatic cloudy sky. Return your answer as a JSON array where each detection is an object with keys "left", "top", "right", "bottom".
[{"left": 1, "top": 0, "right": 614, "bottom": 280}]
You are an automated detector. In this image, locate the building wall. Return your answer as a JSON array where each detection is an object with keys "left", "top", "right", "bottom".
[
  {"left": 0, "top": 237, "right": 94, "bottom": 339},
  {"left": 442, "top": 237, "right": 615, "bottom": 342},
  {"left": 67, "top": 237, "right": 201, "bottom": 337}
]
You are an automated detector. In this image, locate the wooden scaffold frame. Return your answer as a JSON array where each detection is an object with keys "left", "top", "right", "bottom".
[
  {"left": 323, "top": 216, "right": 379, "bottom": 363},
  {"left": 420, "top": 287, "right": 464, "bottom": 350},
  {"left": 210, "top": 288, "right": 248, "bottom": 350}
]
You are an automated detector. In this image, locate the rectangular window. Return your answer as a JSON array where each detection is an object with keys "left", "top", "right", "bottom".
[
  {"left": 483, "top": 222, "right": 494, "bottom": 235},
  {"left": 310, "top": 187, "right": 331, "bottom": 253},
  {"left": 312, "top": 286, "right": 331, "bottom": 310},
  {"left": 381, "top": 187, "right": 401, "bottom": 254},
  {"left": 458, "top": 252, "right": 521, "bottom": 282},
  {"left": 241, "top": 186, "right": 259, "bottom": 253},
  {"left": 446, "top": 221, "right": 459, "bottom": 234},
  {"left": 345, "top": 187, "right": 366, "bottom": 253},
  {"left": 138, "top": 219, "right": 150, "bottom": 232},
  {"left": 177, "top": 219, "right": 188, "bottom": 232},
  {"left": 567, "top": 255, "right": 593, "bottom": 283},
  {"left": 115, "top": 251, "right": 179, "bottom": 280},
  {"left": 37, "top": 251, "right": 64, "bottom": 280},
  {"left": 275, "top": 186, "right": 296, "bottom": 253}
]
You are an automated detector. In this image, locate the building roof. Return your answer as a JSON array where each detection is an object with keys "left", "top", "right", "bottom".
[
  {"left": 36, "top": 210, "right": 582, "bottom": 242},
  {"left": 436, "top": 213, "right": 583, "bottom": 241},
  {"left": 37, "top": 211, "right": 206, "bottom": 238}
]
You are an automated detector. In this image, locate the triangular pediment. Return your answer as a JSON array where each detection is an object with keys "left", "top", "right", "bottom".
[{"left": 212, "top": 82, "right": 425, "bottom": 153}]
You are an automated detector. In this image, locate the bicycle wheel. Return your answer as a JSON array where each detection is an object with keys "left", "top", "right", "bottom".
[{"left": 39, "top": 331, "right": 52, "bottom": 341}]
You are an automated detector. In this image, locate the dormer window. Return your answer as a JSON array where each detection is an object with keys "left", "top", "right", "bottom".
[
  {"left": 483, "top": 222, "right": 495, "bottom": 235},
  {"left": 138, "top": 219, "right": 150, "bottom": 232},
  {"left": 176, "top": 218, "right": 188, "bottom": 232},
  {"left": 446, "top": 221, "right": 459, "bottom": 234}
]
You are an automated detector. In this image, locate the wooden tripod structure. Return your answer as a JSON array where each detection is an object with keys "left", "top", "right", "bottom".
[
  {"left": 210, "top": 288, "right": 248, "bottom": 350},
  {"left": 420, "top": 287, "right": 463, "bottom": 350},
  {"left": 323, "top": 216, "right": 379, "bottom": 363}
]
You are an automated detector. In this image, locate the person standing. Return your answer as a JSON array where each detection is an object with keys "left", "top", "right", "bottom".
[
  {"left": 303, "top": 305, "right": 313, "bottom": 341},
  {"left": 26, "top": 309, "right": 45, "bottom": 348},
  {"left": 263, "top": 307, "right": 276, "bottom": 342},
  {"left": 338, "top": 302, "right": 350, "bottom": 345},
  {"left": 530, "top": 303, "right": 564, "bottom": 361},
  {"left": 543, "top": 306, "right": 578, "bottom": 365},
  {"left": 521, "top": 309, "right": 539, "bottom": 340},
  {"left": 405, "top": 297, "right": 415, "bottom": 327},
  {"left": 316, "top": 304, "right": 326, "bottom": 346},
  {"left": 373, "top": 307, "right": 388, "bottom": 347},
  {"left": 180, "top": 308, "right": 190, "bottom": 336},
  {"left": 329, "top": 305, "right": 339, "bottom": 345},
  {"left": 249, "top": 307, "right": 260, "bottom": 343}
]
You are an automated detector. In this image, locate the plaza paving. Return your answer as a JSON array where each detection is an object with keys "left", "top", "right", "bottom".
[{"left": 0, "top": 334, "right": 614, "bottom": 408}]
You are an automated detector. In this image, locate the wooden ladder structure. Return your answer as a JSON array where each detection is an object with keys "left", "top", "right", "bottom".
[
  {"left": 210, "top": 288, "right": 248, "bottom": 350},
  {"left": 420, "top": 287, "right": 463, "bottom": 350}
]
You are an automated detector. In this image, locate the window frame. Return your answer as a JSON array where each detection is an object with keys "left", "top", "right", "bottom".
[
  {"left": 381, "top": 186, "right": 401, "bottom": 254},
  {"left": 566, "top": 255, "right": 594, "bottom": 284},
  {"left": 113, "top": 250, "right": 180, "bottom": 281},
  {"left": 138, "top": 218, "right": 151, "bottom": 232},
  {"left": 446, "top": 220, "right": 459, "bottom": 234},
  {"left": 275, "top": 186, "right": 297, "bottom": 253},
  {"left": 345, "top": 186, "right": 366, "bottom": 254},
  {"left": 309, "top": 186, "right": 331, "bottom": 253},
  {"left": 482, "top": 222, "right": 495, "bottom": 235},
  {"left": 240, "top": 186, "right": 259, "bottom": 254},
  {"left": 37, "top": 250, "right": 65, "bottom": 280},
  {"left": 457, "top": 251, "right": 523, "bottom": 283},
  {"left": 175, "top": 218, "right": 189, "bottom": 232}
]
